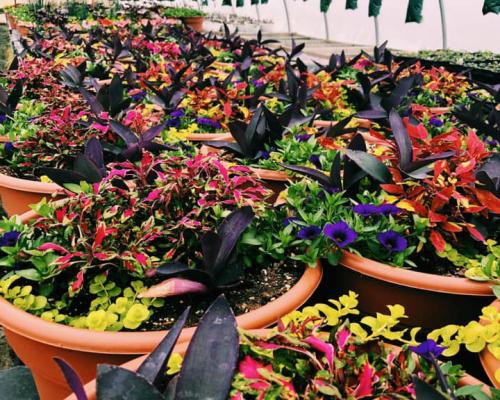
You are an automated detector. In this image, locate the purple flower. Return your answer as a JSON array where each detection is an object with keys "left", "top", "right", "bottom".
[
  {"left": 196, "top": 117, "right": 221, "bottom": 129},
  {"left": 378, "top": 203, "right": 401, "bottom": 216},
  {"left": 377, "top": 230, "right": 408, "bottom": 253},
  {"left": 295, "top": 134, "right": 312, "bottom": 142},
  {"left": 309, "top": 155, "right": 322, "bottom": 169},
  {"left": 259, "top": 150, "right": 270, "bottom": 160},
  {"left": 409, "top": 339, "right": 445, "bottom": 361},
  {"left": 297, "top": 225, "right": 322, "bottom": 240},
  {"left": 166, "top": 118, "right": 181, "bottom": 128},
  {"left": 130, "top": 91, "right": 146, "bottom": 102},
  {"left": 429, "top": 116, "right": 444, "bottom": 127},
  {"left": 0, "top": 231, "right": 20, "bottom": 247},
  {"left": 170, "top": 109, "right": 185, "bottom": 118},
  {"left": 353, "top": 204, "right": 380, "bottom": 217},
  {"left": 3, "top": 142, "right": 14, "bottom": 153},
  {"left": 323, "top": 221, "right": 357, "bottom": 248},
  {"left": 0, "top": 114, "right": 7, "bottom": 123},
  {"left": 252, "top": 79, "right": 264, "bottom": 88},
  {"left": 283, "top": 216, "right": 300, "bottom": 227}
]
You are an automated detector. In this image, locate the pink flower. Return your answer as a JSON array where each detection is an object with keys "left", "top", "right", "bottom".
[{"left": 337, "top": 327, "right": 351, "bottom": 351}]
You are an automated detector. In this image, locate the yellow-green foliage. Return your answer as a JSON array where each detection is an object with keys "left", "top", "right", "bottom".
[
  {"left": 0, "top": 275, "right": 47, "bottom": 313},
  {"left": 282, "top": 291, "right": 420, "bottom": 345},
  {"left": 65, "top": 276, "right": 164, "bottom": 331}
]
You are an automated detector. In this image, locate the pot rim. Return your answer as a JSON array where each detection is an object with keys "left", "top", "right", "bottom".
[
  {"left": 0, "top": 171, "right": 63, "bottom": 194},
  {"left": 340, "top": 251, "right": 493, "bottom": 296}
]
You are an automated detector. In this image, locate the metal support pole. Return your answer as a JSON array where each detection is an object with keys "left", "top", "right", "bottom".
[
  {"left": 438, "top": 0, "right": 448, "bottom": 50},
  {"left": 255, "top": 3, "right": 261, "bottom": 23},
  {"left": 282, "top": 0, "right": 292, "bottom": 35},
  {"left": 322, "top": 12, "right": 330, "bottom": 41},
  {"left": 374, "top": 16, "right": 380, "bottom": 46}
]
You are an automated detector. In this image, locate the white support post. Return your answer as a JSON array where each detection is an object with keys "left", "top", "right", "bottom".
[
  {"left": 374, "top": 15, "right": 380, "bottom": 46},
  {"left": 322, "top": 12, "right": 330, "bottom": 41},
  {"left": 438, "top": 0, "right": 448, "bottom": 50}
]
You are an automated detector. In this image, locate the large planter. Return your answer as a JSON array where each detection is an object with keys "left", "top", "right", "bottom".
[
  {"left": 480, "top": 300, "right": 500, "bottom": 388},
  {"left": 0, "top": 172, "right": 63, "bottom": 216},
  {"left": 183, "top": 16, "right": 204, "bottom": 32},
  {"left": 185, "top": 132, "right": 233, "bottom": 142},
  {"left": 329, "top": 252, "right": 494, "bottom": 330},
  {"left": 313, "top": 118, "right": 372, "bottom": 130},
  {"left": 67, "top": 329, "right": 491, "bottom": 400},
  {"left": 0, "top": 225, "right": 322, "bottom": 400}
]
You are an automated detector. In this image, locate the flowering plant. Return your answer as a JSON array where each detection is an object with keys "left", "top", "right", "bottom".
[{"left": 0, "top": 152, "right": 275, "bottom": 330}]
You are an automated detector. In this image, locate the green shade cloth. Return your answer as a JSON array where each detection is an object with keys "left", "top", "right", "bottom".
[
  {"left": 406, "top": 0, "right": 424, "bottom": 23},
  {"left": 222, "top": 0, "right": 232, "bottom": 5},
  {"left": 236, "top": 0, "right": 244, "bottom": 6},
  {"left": 320, "top": 0, "right": 333, "bottom": 12},
  {"left": 368, "top": 0, "right": 382, "bottom": 17},
  {"left": 483, "top": 0, "right": 500, "bottom": 14},
  {"left": 346, "top": 0, "right": 358, "bottom": 10}
]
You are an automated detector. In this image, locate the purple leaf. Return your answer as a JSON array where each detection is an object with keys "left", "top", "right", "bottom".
[
  {"left": 280, "top": 163, "right": 332, "bottom": 188},
  {"left": 174, "top": 295, "right": 239, "bottom": 400},
  {"left": 389, "top": 109, "right": 413, "bottom": 170},
  {"left": 54, "top": 358, "right": 87, "bottom": 400},
  {"left": 79, "top": 88, "right": 104, "bottom": 116},
  {"left": 109, "top": 120, "right": 138, "bottom": 145},
  {"left": 137, "top": 307, "right": 190, "bottom": 385},
  {"left": 140, "top": 121, "right": 167, "bottom": 144}
]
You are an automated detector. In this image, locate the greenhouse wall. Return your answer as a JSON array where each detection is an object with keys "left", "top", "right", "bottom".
[{"left": 195, "top": 0, "right": 500, "bottom": 53}]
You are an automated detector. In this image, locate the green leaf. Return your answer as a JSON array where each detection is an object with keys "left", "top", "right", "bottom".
[
  {"left": 454, "top": 385, "right": 490, "bottom": 400},
  {"left": 406, "top": 0, "right": 424, "bottom": 23},
  {"left": 369, "top": 0, "right": 383, "bottom": 17},
  {"left": 15, "top": 268, "right": 41, "bottom": 281},
  {"left": 320, "top": 0, "right": 333, "bottom": 12},
  {"left": 344, "top": 149, "right": 391, "bottom": 183},
  {"left": 346, "top": 0, "right": 358, "bottom": 9},
  {"left": 483, "top": 0, "right": 500, "bottom": 14},
  {"left": 493, "top": 285, "right": 500, "bottom": 299}
]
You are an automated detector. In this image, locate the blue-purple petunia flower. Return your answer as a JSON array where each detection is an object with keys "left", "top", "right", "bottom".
[
  {"left": 0, "top": 114, "right": 7, "bottom": 124},
  {"left": 166, "top": 118, "right": 181, "bottom": 128},
  {"left": 283, "top": 216, "right": 300, "bottom": 227},
  {"left": 130, "top": 91, "right": 146, "bottom": 102},
  {"left": 259, "top": 150, "right": 270, "bottom": 160},
  {"left": 353, "top": 204, "right": 381, "bottom": 217},
  {"left": 429, "top": 116, "right": 444, "bottom": 128},
  {"left": 196, "top": 117, "right": 221, "bottom": 129},
  {"left": 295, "top": 134, "right": 312, "bottom": 142},
  {"left": 309, "top": 155, "right": 322, "bottom": 170},
  {"left": 377, "top": 230, "right": 408, "bottom": 253},
  {"left": 3, "top": 142, "right": 14, "bottom": 153},
  {"left": 252, "top": 79, "right": 264, "bottom": 88},
  {"left": 409, "top": 339, "right": 445, "bottom": 361},
  {"left": 170, "top": 109, "right": 185, "bottom": 118},
  {"left": 378, "top": 203, "right": 401, "bottom": 216},
  {"left": 323, "top": 221, "right": 357, "bottom": 248},
  {"left": 0, "top": 231, "right": 21, "bottom": 247},
  {"left": 297, "top": 225, "right": 322, "bottom": 240}
]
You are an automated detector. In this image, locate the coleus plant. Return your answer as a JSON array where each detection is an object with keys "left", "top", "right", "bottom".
[{"left": 0, "top": 152, "right": 270, "bottom": 330}]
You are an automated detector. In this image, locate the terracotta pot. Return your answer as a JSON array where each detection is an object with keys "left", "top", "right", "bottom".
[
  {"left": 6, "top": 13, "right": 17, "bottom": 30},
  {"left": 16, "top": 23, "right": 31, "bottom": 38},
  {"left": 68, "top": 328, "right": 491, "bottom": 400},
  {"left": 183, "top": 16, "right": 204, "bottom": 32},
  {"left": 428, "top": 107, "right": 451, "bottom": 114},
  {"left": 314, "top": 118, "right": 372, "bottom": 130},
  {"left": 0, "top": 172, "right": 64, "bottom": 216},
  {"left": 185, "top": 132, "right": 234, "bottom": 142},
  {"left": 479, "top": 300, "right": 500, "bottom": 388},
  {"left": 330, "top": 251, "right": 494, "bottom": 330},
  {"left": 0, "top": 230, "right": 322, "bottom": 400}
]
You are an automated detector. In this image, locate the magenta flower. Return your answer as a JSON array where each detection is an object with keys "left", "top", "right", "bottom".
[
  {"left": 297, "top": 225, "right": 322, "bottom": 240},
  {"left": 323, "top": 221, "right": 357, "bottom": 248},
  {"left": 377, "top": 230, "right": 408, "bottom": 253}
]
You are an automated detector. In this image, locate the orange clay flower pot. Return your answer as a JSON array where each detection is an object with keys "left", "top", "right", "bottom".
[
  {"left": 67, "top": 329, "right": 491, "bottom": 400},
  {"left": 329, "top": 251, "right": 494, "bottom": 331},
  {"left": 313, "top": 118, "right": 372, "bottom": 129},
  {"left": 183, "top": 16, "right": 204, "bottom": 32},
  {"left": 0, "top": 207, "right": 322, "bottom": 400},
  {"left": 185, "top": 132, "right": 234, "bottom": 142},
  {"left": 0, "top": 172, "right": 64, "bottom": 216},
  {"left": 480, "top": 300, "right": 500, "bottom": 388}
]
